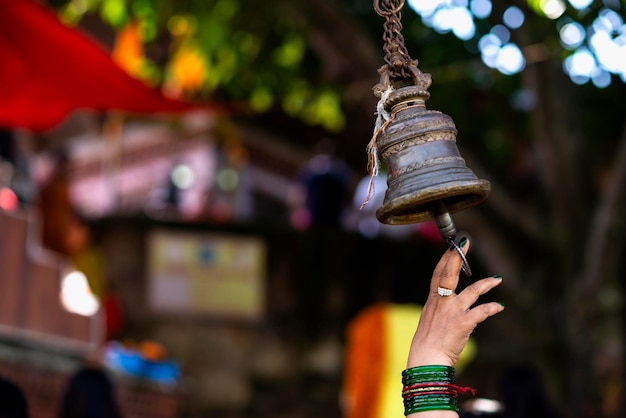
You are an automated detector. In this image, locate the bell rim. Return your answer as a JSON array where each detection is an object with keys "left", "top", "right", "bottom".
[{"left": 375, "top": 179, "right": 491, "bottom": 225}]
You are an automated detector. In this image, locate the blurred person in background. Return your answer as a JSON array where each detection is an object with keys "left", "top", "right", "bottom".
[
  {"left": 497, "top": 365, "right": 563, "bottom": 418},
  {"left": 37, "top": 148, "right": 81, "bottom": 256},
  {"left": 0, "top": 376, "right": 29, "bottom": 418},
  {"left": 289, "top": 138, "right": 351, "bottom": 230},
  {"left": 57, "top": 367, "right": 123, "bottom": 418}
]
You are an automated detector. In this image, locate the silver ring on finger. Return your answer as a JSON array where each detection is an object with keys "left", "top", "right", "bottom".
[{"left": 437, "top": 287, "right": 454, "bottom": 297}]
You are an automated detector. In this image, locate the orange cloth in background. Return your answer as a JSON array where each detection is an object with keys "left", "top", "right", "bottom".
[{"left": 343, "top": 304, "right": 387, "bottom": 418}]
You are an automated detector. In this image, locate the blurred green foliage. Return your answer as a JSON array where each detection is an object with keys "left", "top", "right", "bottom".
[{"left": 50, "top": 0, "right": 347, "bottom": 133}]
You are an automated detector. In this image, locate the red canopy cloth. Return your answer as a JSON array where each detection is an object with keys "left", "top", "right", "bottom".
[{"left": 0, "top": 0, "right": 195, "bottom": 132}]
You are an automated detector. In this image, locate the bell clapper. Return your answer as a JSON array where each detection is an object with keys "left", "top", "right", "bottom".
[
  {"left": 433, "top": 200, "right": 456, "bottom": 242},
  {"left": 433, "top": 200, "right": 472, "bottom": 277}
]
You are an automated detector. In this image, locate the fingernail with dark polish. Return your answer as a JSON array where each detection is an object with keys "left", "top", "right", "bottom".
[
  {"left": 493, "top": 274, "right": 502, "bottom": 280},
  {"left": 459, "top": 237, "right": 468, "bottom": 247},
  {"left": 497, "top": 301, "right": 505, "bottom": 307}
]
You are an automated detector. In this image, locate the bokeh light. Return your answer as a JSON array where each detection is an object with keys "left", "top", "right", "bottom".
[
  {"left": 0, "top": 187, "right": 19, "bottom": 211},
  {"left": 171, "top": 164, "right": 194, "bottom": 190},
  {"left": 470, "top": 0, "right": 492, "bottom": 19},
  {"left": 564, "top": 47, "right": 596, "bottom": 83},
  {"left": 540, "top": 0, "right": 567, "bottom": 19},
  {"left": 496, "top": 43, "right": 526, "bottom": 74},
  {"left": 560, "top": 22, "right": 586, "bottom": 49},
  {"left": 60, "top": 270, "right": 100, "bottom": 317},
  {"left": 217, "top": 167, "right": 239, "bottom": 192},
  {"left": 503, "top": 6, "right": 525, "bottom": 29},
  {"left": 404, "top": 0, "right": 626, "bottom": 86},
  {"left": 568, "top": 0, "right": 593, "bottom": 10},
  {"left": 491, "top": 25, "right": 511, "bottom": 44}
]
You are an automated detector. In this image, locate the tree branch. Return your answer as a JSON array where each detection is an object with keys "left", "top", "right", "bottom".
[
  {"left": 581, "top": 120, "right": 626, "bottom": 288},
  {"left": 461, "top": 150, "right": 543, "bottom": 241}
]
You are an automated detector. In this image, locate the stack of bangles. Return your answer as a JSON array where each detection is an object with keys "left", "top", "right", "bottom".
[{"left": 402, "top": 365, "right": 476, "bottom": 415}]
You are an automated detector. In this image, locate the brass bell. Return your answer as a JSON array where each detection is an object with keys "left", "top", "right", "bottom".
[
  {"left": 375, "top": 85, "right": 491, "bottom": 240},
  {"left": 367, "top": 0, "right": 487, "bottom": 276}
]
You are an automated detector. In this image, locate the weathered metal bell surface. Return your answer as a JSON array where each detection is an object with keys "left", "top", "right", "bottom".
[{"left": 376, "top": 86, "right": 491, "bottom": 225}]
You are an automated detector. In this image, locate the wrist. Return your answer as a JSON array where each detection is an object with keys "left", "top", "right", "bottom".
[{"left": 407, "top": 353, "right": 455, "bottom": 368}]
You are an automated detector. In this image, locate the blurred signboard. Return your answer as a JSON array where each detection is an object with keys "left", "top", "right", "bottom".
[{"left": 147, "top": 229, "right": 265, "bottom": 320}]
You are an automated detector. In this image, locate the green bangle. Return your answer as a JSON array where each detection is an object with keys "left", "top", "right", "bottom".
[
  {"left": 404, "top": 395, "right": 458, "bottom": 415},
  {"left": 403, "top": 374, "right": 452, "bottom": 386},
  {"left": 405, "top": 404, "right": 458, "bottom": 414},
  {"left": 403, "top": 365, "right": 454, "bottom": 375},
  {"left": 403, "top": 394, "right": 457, "bottom": 403},
  {"left": 402, "top": 365, "right": 455, "bottom": 386}
]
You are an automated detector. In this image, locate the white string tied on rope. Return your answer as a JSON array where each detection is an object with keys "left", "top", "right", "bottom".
[{"left": 360, "top": 85, "right": 394, "bottom": 210}]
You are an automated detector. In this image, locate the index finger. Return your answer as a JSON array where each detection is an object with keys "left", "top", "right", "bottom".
[{"left": 429, "top": 237, "right": 470, "bottom": 295}]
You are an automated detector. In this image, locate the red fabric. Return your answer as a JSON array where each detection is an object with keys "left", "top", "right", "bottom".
[
  {"left": 0, "top": 0, "right": 195, "bottom": 132},
  {"left": 104, "top": 292, "right": 124, "bottom": 341}
]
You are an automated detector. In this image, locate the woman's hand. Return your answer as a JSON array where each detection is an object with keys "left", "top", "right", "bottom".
[{"left": 407, "top": 238, "right": 504, "bottom": 368}]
